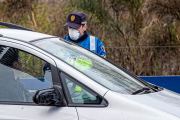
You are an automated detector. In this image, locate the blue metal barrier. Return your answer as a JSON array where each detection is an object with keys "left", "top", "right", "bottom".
[
  {"left": 139, "top": 76, "right": 180, "bottom": 94},
  {"left": 20, "top": 78, "right": 52, "bottom": 90},
  {"left": 20, "top": 76, "right": 180, "bottom": 94}
]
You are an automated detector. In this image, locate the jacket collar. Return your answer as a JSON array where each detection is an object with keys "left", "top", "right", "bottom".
[{"left": 68, "top": 31, "right": 89, "bottom": 43}]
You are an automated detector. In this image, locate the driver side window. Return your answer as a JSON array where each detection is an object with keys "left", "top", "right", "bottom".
[{"left": 0, "top": 45, "right": 53, "bottom": 102}]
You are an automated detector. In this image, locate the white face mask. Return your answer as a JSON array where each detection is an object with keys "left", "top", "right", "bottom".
[
  {"left": 68, "top": 29, "right": 80, "bottom": 40},
  {"left": 68, "top": 27, "right": 84, "bottom": 41}
]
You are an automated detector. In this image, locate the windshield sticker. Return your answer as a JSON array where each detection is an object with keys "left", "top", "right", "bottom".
[
  {"left": 75, "top": 87, "right": 82, "bottom": 92},
  {"left": 66, "top": 56, "right": 93, "bottom": 71}
]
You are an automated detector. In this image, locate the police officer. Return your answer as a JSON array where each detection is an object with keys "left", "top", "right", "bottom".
[{"left": 64, "top": 12, "right": 106, "bottom": 57}]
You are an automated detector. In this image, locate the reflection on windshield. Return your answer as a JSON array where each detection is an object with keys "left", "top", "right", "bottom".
[{"left": 33, "top": 38, "right": 145, "bottom": 94}]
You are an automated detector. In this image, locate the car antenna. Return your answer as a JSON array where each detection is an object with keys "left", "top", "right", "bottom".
[{"left": 0, "top": 22, "right": 36, "bottom": 32}]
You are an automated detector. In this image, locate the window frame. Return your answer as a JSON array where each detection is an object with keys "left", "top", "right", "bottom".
[
  {"left": 0, "top": 39, "right": 66, "bottom": 106},
  {"left": 60, "top": 72, "right": 108, "bottom": 107}
]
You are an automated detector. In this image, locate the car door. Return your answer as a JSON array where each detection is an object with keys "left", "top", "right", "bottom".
[
  {"left": 60, "top": 72, "right": 108, "bottom": 120},
  {"left": 0, "top": 40, "right": 78, "bottom": 120}
]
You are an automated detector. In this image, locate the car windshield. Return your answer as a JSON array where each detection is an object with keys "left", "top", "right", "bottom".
[{"left": 33, "top": 38, "right": 146, "bottom": 94}]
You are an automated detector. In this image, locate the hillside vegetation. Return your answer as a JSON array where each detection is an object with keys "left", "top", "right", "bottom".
[{"left": 0, "top": 0, "right": 180, "bottom": 76}]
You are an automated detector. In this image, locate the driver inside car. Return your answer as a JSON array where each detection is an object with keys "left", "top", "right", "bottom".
[{"left": 0, "top": 47, "right": 33, "bottom": 102}]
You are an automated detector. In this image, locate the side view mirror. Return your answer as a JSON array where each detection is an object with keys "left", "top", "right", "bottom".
[{"left": 33, "top": 86, "right": 66, "bottom": 106}]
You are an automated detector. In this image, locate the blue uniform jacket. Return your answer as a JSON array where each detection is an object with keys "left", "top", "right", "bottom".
[{"left": 64, "top": 31, "right": 106, "bottom": 57}]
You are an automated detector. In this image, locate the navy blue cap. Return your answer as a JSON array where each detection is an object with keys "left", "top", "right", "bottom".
[{"left": 64, "top": 12, "right": 87, "bottom": 29}]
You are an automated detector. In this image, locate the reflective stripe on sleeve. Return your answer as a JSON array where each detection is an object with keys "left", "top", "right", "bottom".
[{"left": 90, "top": 36, "right": 95, "bottom": 51}]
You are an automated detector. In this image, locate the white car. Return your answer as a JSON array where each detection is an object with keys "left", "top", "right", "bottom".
[{"left": 0, "top": 22, "right": 180, "bottom": 120}]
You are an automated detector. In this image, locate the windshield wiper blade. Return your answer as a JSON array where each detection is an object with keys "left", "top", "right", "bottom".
[{"left": 132, "top": 87, "right": 152, "bottom": 95}]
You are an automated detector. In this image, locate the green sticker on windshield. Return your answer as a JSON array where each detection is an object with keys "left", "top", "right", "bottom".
[
  {"left": 74, "top": 59, "right": 93, "bottom": 71},
  {"left": 67, "top": 59, "right": 93, "bottom": 71},
  {"left": 75, "top": 87, "right": 82, "bottom": 92}
]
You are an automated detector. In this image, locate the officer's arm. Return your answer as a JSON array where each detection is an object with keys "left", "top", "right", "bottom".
[{"left": 97, "top": 39, "right": 106, "bottom": 58}]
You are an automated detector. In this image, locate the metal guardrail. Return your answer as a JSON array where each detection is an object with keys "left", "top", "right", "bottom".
[{"left": 106, "top": 46, "right": 180, "bottom": 76}]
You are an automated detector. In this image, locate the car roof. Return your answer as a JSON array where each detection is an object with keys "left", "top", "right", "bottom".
[{"left": 0, "top": 28, "right": 55, "bottom": 42}]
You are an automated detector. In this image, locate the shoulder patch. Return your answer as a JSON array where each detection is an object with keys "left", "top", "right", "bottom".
[{"left": 101, "top": 46, "right": 106, "bottom": 53}]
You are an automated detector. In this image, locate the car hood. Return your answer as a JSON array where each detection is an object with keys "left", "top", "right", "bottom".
[{"left": 123, "top": 89, "right": 180, "bottom": 117}]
